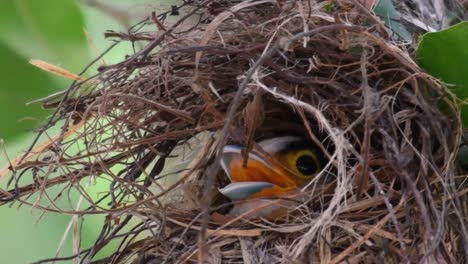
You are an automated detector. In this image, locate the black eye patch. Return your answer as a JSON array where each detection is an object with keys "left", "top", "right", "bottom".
[{"left": 295, "top": 154, "right": 319, "bottom": 176}]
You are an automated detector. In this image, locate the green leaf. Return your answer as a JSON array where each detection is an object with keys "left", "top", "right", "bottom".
[
  {"left": 0, "top": 0, "right": 92, "bottom": 139},
  {"left": 0, "top": 42, "right": 57, "bottom": 140},
  {"left": 374, "top": 0, "right": 411, "bottom": 41},
  {"left": 0, "top": 0, "right": 90, "bottom": 72},
  {"left": 0, "top": 207, "right": 74, "bottom": 263},
  {"left": 417, "top": 22, "right": 468, "bottom": 126},
  {"left": 458, "top": 145, "right": 468, "bottom": 171}
]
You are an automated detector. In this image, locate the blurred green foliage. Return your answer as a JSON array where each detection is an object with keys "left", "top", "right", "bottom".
[
  {"left": 0, "top": 0, "right": 90, "bottom": 72},
  {"left": 0, "top": 43, "right": 55, "bottom": 140},
  {"left": 0, "top": 0, "right": 89, "bottom": 141},
  {"left": 0, "top": 0, "right": 171, "bottom": 263}
]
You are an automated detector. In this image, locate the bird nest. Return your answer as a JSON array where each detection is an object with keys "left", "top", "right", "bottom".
[{"left": 1, "top": 0, "right": 467, "bottom": 263}]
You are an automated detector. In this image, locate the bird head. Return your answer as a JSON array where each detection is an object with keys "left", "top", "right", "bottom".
[{"left": 219, "top": 136, "right": 326, "bottom": 201}]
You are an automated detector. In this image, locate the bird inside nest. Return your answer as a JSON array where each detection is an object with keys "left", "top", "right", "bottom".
[{"left": 218, "top": 135, "right": 331, "bottom": 218}]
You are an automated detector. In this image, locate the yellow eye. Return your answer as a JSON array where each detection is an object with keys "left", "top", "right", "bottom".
[{"left": 286, "top": 149, "right": 321, "bottom": 177}]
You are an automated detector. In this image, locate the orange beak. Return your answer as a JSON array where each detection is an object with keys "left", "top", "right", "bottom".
[{"left": 219, "top": 145, "right": 303, "bottom": 200}]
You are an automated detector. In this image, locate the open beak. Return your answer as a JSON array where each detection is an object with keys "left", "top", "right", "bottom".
[{"left": 219, "top": 145, "right": 297, "bottom": 200}]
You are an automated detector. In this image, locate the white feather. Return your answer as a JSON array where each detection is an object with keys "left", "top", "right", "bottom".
[{"left": 258, "top": 136, "right": 301, "bottom": 153}]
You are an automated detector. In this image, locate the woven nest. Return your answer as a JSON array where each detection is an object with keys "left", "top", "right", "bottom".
[{"left": 1, "top": 0, "right": 467, "bottom": 263}]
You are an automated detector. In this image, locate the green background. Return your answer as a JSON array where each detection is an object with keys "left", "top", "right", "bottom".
[{"left": 0, "top": 1, "right": 174, "bottom": 263}]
